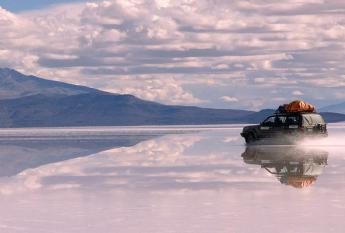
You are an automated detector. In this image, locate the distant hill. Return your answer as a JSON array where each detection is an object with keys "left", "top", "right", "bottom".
[
  {"left": 0, "top": 68, "right": 101, "bottom": 100},
  {"left": 0, "top": 93, "right": 254, "bottom": 127},
  {"left": 320, "top": 102, "right": 345, "bottom": 114},
  {"left": 0, "top": 68, "right": 344, "bottom": 127},
  {"left": 319, "top": 112, "right": 345, "bottom": 123}
]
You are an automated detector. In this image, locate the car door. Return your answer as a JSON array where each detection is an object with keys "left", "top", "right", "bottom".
[
  {"left": 285, "top": 115, "right": 300, "bottom": 134},
  {"left": 259, "top": 115, "right": 286, "bottom": 138}
]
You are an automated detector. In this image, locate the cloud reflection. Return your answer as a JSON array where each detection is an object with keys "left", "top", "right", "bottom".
[{"left": 0, "top": 131, "right": 270, "bottom": 194}]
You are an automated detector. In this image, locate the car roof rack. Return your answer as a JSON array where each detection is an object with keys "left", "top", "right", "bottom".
[{"left": 274, "top": 111, "right": 317, "bottom": 115}]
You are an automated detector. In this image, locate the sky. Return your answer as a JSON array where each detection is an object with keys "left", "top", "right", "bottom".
[
  {"left": 0, "top": 0, "right": 345, "bottom": 110},
  {"left": 0, "top": 0, "right": 88, "bottom": 12}
]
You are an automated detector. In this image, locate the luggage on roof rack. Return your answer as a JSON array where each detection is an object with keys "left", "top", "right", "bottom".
[{"left": 285, "top": 100, "right": 316, "bottom": 113}]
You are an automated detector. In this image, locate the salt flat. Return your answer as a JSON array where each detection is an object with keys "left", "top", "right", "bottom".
[{"left": 0, "top": 124, "right": 344, "bottom": 233}]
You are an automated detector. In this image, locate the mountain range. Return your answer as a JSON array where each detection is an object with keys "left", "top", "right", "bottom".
[
  {"left": 320, "top": 102, "right": 345, "bottom": 114},
  {"left": 0, "top": 68, "right": 344, "bottom": 127}
]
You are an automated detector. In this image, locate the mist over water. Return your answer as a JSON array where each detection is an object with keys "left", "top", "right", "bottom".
[
  {"left": 299, "top": 123, "right": 345, "bottom": 147},
  {"left": 0, "top": 125, "right": 343, "bottom": 233},
  {"left": 301, "top": 136, "right": 345, "bottom": 147}
]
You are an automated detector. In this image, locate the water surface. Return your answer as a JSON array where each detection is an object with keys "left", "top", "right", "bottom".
[{"left": 0, "top": 124, "right": 344, "bottom": 233}]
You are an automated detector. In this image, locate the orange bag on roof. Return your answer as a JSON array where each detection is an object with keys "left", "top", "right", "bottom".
[{"left": 285, "top": 100, "right": 316, "bottom": 113}]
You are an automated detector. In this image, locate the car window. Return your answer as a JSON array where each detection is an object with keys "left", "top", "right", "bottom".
[
  {"left": 310, "top": 114, "right": 325, "bottom": 124},
  {"left": 263, "top": 116, "right": 286, "bottom": 126},
  {"left": 263, "top": 116, "right": 275, "bottom": 125},
  {"left": 275, "top": 116, "right": 286, "bottom": 126},
  {"left": 286, "top": 116, "right": 299, "bottom": 125},
  {"left": 303, "top": 114, "right": 325, "bottom": 125}
]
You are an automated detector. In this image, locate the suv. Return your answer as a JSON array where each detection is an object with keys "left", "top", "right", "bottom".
[{"left": 241, "top": 112, "right": 327, "bottom": 143}]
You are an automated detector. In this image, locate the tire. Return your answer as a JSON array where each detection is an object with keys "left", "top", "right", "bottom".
[{"left": 245, "top": 133, "right": 255, "bottom": 144}]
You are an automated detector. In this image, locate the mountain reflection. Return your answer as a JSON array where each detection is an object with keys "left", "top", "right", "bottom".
[
  {"left": 241, "top": 146, "right": 328, "bottom": 188},
  {"left": 0, "top": 134, "right": 159, "bottom": 177}
]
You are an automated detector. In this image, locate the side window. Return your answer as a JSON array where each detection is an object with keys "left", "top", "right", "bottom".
[
  {"left": 286, "top": 116, "right": 299, "bottom": 125},
  {"left": 263, "top": 116, "right": 275, "bottom": 126},
  {"left": 262, "top": 116, "right": 286, "bottom": 127},
  {"left": 277, "top": 116, "right": 286, "bottom": 125}
]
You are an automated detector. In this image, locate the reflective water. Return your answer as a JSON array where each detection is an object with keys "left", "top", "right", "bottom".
[{"left": 0, "top": 125, "right": 344, "bottom": 233}]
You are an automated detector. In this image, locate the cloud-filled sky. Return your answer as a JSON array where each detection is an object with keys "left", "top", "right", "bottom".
[
  {"left": 0, "top": 0, "right": 89, "bottom": 12},
  {"left": 1, "top": 0, "right": 345, "bottom": 110}
]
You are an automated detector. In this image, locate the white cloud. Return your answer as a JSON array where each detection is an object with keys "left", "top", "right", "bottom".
[
  {"left": 292, "top": 90, "right": 304, "bottom": 96},
  {"left": 221, "top": 96, "right": 239, "bottom": 103},
  {"left": 1, "top": 0, "right": 345, "bottom": 108},
  {"left": 104, "top": 76, "right": 205, "bottom": 104}
]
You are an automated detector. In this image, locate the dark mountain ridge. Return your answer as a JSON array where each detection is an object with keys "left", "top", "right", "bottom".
[{"left": 0, "top": 93, "right": 254, "bottom": 127}]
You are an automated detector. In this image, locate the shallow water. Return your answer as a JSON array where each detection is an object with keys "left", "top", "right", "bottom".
[{"left": 0, "top": 124, "right": 344, "bottom": 233}]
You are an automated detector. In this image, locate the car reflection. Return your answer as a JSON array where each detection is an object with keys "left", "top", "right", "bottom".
[{"left": 241, "top": 146, "right": 328, "bottom": 188}]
